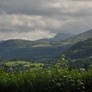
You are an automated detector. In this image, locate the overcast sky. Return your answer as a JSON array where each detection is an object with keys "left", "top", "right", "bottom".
[{"left": 0, "top": 0, "right": 92, "bottom": 40}]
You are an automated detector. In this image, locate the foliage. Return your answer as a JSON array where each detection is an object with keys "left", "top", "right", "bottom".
[
  {"left": 68, "top": 58, "right": 92, "bottom": 70},
  {"left": 0, "top": 57, "right": 92, "bottom": 92}
]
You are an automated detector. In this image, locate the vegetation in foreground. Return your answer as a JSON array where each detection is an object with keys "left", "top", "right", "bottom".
[{"left": 0, "top": 57, "right": 92, "bottom": 92}]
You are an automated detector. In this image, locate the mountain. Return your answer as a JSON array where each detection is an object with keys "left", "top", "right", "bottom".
[
  {"left": 0, "top": 33, "right": 73, "bottom": 61},
  {"left": 63, "top": 29, "right": 92, "bottom": 45},
  {"left": 65, "top": 38, "right": 92, "bottom": 59},
  {"left": 0, "top": 29, "right": 92, "bottom": 62},
  {"left": 36, "top": 33, "right": 73, "bottom": 41},
  {"left": 37, "top": 29, "right": 92, "bottom": 47},
  {"left": 0, "top": 39, "right": 34, "bottom": 48},
  {"left": 65, "top": 38, "right": 92, "bottom": 69},
  {"left": 61, "top": 29, "right": 92, "bottom": 69},
  {"left": 0, "top": 40, "right": 70, "bottom": 61},
  {"left": 50, "top": 33, "right": 72, "bottom": 41},
  {"left": 1, "top": 29, "right": 91, "bottom": 48},
  {"left": 33, "top": 33, "right": 73, "bottom": 47},
  {"left": 64, "top": 29, "right": 92, "bottom": 59}
]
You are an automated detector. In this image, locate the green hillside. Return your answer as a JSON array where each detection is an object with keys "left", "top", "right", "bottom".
[
  {"left": 64, "top": 38, "right": 92, "bottom": 69},
  {"left": 0, "top": 39, "right": 34, "bottom": 48},
  {"left": 65, "top": 38, "right": 92, "bottom": 59},
  {"left": 0, "top": 33, "right": 73, "bottom": 61},
  {"left": 0, "top": 29, "right": 92, "bottom": 62},
  {"left": 63, "top": 29, "right": 92, "bottom": 45}
]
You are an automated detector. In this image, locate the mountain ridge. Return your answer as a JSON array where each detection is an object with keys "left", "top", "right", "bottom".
[
  {"left": 65, "top": 38, "right": 92, "bottom": 59},
  {"left": 0, "top": 29, "right": 92, "bottom": 61}
]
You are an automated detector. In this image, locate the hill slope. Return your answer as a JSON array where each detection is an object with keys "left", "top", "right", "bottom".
[
  {"left": 65, "top": 38, "right": 92, "bottom": 59},
  {"left": 0, "top": 39, "right": 70, "bottom": 61},
  {"left": 63, "top": 29, "right": 92, "bottom": 45},
  {"left": 0, "top": 39, "right": 34, "bottom": 48},
  {"left": 0, "top": 29, "right": 92, "bottom": 62}
]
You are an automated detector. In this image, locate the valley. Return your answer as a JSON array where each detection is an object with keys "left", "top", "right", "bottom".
[{"left": 0, "top": 29, "right": 92, "bottom": 92}]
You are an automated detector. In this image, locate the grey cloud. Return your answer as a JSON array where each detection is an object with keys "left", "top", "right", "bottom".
[
  {"left": 0, "top": 0, "right": 92, "bottom": 16},
  {"left": 0, "top": 0, "right": 44, "bottom": 14},
  {"left": 0, "top": 0, "right": 92, "bottom": 40}
]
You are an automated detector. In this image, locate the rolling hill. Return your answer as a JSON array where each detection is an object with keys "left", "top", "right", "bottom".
[
  {"left": 0, "top": 33, "right": 72, "bottom": 61},
  {"left": 0, "top": 29, "right": 92, "bottom": 62}
]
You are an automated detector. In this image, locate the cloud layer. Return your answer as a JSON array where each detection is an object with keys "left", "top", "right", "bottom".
[{"left": 0, "top": 0, "right": 92, "bottom": 40}]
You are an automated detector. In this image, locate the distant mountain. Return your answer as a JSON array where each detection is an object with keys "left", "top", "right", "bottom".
[
  {"left": 50, "top": 33, "right": 72, "bottom": 41},
  {"left": 0, "top": 40, "right": 70, "bottom": 61},
  {"left": 65, "top": 38, "right": 92, "bottom": 59},
  {"left": 1, "top": 29, "right": 91, "bottom": 48},
  {"left": 0, "top": 29, "right": 92, "bottom": 62},
  {"left": 0, "top": 39, "right": 34, "bottom": 48},
  {"left": 62, "top": 29, "right": 92, "bottom": 69},
  {"left": 0, "top": 33, "right": 73, "bottom": 61},
  {"left": 36, "top": 33, "right": 73, "bottom": 41},
  {"left": 63, "top": 29, "right": 92, "bottom": 45},
  {"left": 33, "top": 33, "right": 73, "bottom": 47}
]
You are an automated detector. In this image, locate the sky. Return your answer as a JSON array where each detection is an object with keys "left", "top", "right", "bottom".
[{"left": 0, "top": 0, "right": 92, "bottom": 40}]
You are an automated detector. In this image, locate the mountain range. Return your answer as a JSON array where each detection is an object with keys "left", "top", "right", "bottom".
[{"left": 0, "top": 29, "right": 92, "bottom": 61}]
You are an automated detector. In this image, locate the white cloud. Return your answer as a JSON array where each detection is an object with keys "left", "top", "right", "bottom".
[
  {"left": 0, "top": 14, "right": 64, "bottom": 32},
  {"left": 0, "top": 30, "right": 56, "bottom": 40}
]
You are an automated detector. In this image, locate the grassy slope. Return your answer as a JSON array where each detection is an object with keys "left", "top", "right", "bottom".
[{"left": 65, "top": 38, "right": 92, "bottom": 59}]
